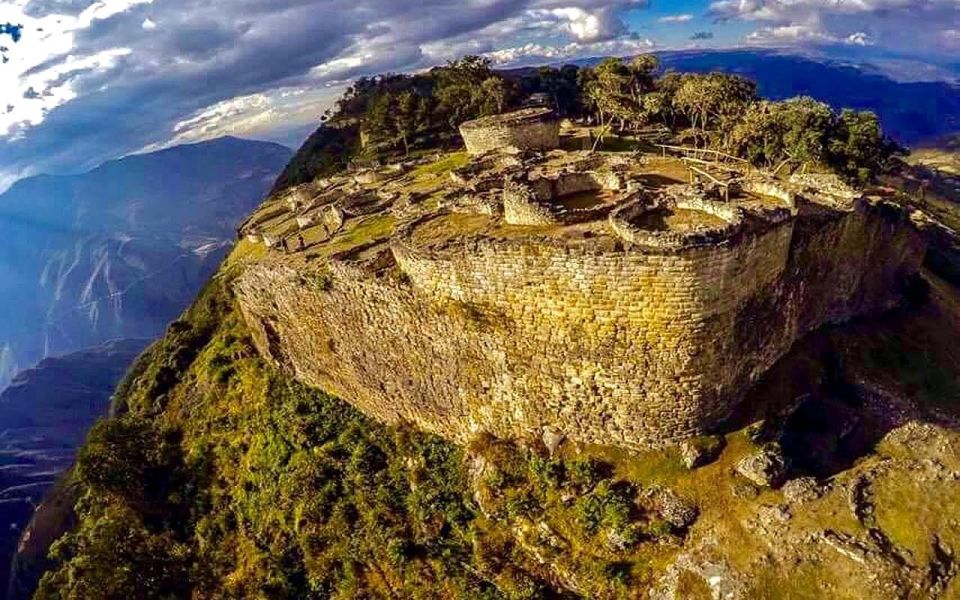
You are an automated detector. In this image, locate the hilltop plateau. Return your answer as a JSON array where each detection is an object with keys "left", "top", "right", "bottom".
[{"left": 17, "top": 55, "right": 960, "bottom": 599}]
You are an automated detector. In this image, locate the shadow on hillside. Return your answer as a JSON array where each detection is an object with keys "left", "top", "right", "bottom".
[{"left": 718, "top": 273, "right": 960, "bottom": 479}]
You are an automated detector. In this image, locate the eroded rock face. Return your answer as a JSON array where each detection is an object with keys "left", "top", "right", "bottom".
[{"left": 782, "top": 476, "right": 823, "bottom": 504}]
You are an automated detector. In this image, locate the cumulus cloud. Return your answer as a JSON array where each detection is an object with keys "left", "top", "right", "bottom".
[
  {"left": 943, "top": 28, "right": 960, "bottom": 48},
  {"left": 710, "top": 0, "right": 959, "bottom": 54},
  {"left": 484, "top": 36, "right": 654, "bottom": 65},
  {"left": 0, "top": 0, "right": 651, "bottom": 187},
  {"left": 746, "top": 24, "right": 873, "bottom": 45}
]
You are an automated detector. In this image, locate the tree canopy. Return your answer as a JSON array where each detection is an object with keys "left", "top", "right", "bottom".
[{"left": 274, "top": 52, "right": 902, "bottom": 193}]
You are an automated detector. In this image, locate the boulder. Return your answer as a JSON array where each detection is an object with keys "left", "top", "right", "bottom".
[
  {"left": 541, "top": 427, "right": 565, "bottom": 457},
  {"left": 646, "top": 486, "right": 699, "bottom": 530},
  {"left": 736, "top": 444, "right": 790, "bottom": 488},
  {"left": 679, "top": 435, "right": 724, "bottom": 469},
  {"left": 781, "top": 477, "right": 822, "bottom": 504}
]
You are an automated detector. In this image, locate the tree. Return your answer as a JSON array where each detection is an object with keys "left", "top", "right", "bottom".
[
  {"left": 392, "top": 91, "right": 429, "bottom": 155},
  {"left": 433, "top": 55, "right": 518, "bottom": 127},
  {"left": 673, "top": 73, "right": 757, "bottom": 144},
  {"left": 480, "top": 76, "right": 511, "bottom": 115},
  {"left": 527, "top": 65, "right": 582, "bottom": 115},
  {"left": 728, "top": 97, "right": 835, "bottom": 169},
  {"left": 628, "top": 54, "right": 659, "bottom": 97},
  {"left": 76, "top": 416, "right": 173, "bottom": 510},
  {"left": 727, "top": 97, "right": 900, "bottom": 181},
  {"left": 645, "top": 71, "right": 684, "bottom": 128},
  {"left": 829, "top": 109, "right": 903, "bottom": 182},
  {"left": 580, "top": 58, "right": 637, "bottom": 133},
  {"left": 36, "top": 504, "right": 191, "bottom": 600}
]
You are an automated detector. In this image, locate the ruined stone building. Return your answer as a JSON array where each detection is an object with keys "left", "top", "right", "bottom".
[{"left": 235, "top": 109, "right": 927, "bottom": 449}]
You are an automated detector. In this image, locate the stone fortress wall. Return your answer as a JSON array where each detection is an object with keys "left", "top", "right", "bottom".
[
  {"left": 234, "top": 112, "right": 928, "bottom": 450},
  {"left": 459, "top": 108, "right": 561, "bottom": 156}
]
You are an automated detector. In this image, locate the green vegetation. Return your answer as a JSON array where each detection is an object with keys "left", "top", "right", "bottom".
[
  {"left": 36, "top": 257, "right": 676, "bottom": 599},
  {"left": 37, "top": 272, "right": 498, "bottom": 598},
  {"left": 273, "top": 57, "right": 523, "bottom": 192},
  {"left": 411, "top": 151, "right": 469, "bottom": 178},
  {"left": 575, "top": 56, "right": 899, "bottom": 182},
  {"left": 730, "top": 99, "right": 902, "bottom": 182},
  {"left": 273, "top": 53, "right": 900, "bottom": 195}
]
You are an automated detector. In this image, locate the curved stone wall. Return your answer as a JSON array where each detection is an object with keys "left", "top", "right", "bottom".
[
  {"left": 459, "top": 108, "right": 561, "bottom": 156},
  {"left": 235, "top": 199, "right": 925, "bottom": 449},
  {"left": 610, "top": 196, "right": 744, "bottom": 250},
  {"left": 741, "top": 179, "right": 797, "bottom": 209},
  {"left": 503, "top": 169, "right": 630, "bottom": 226},
  {"left": 503, "top": 179, "right": 558, "bottom": 225}
]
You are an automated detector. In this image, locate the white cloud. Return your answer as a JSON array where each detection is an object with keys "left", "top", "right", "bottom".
[
  {"left": 711, "top": 0, "right": 959, "bottom": 53},
  {"left": 746, "top": 25, "right": 838, "bottom": 44},
  {"left": 484, "top": 37, "right": 655, "bottom": 66},
  {"left": 0, "top": 0, "right": 153, "bottom": 137},
  {"left": 846, "top": 31, "right": 873, "bottom": 46},
  {"left": 140, "top": 84, "right": 345, "bottom": 152},
  {"left": 658, "top": 14, "right": 694, "bottom": 23},
  {"left": 746, "top": 25, "right": 875, "bottom": 46},
  {"left": 0, "top": 0, "right": 656, "bottom": 188},
  {"left": 548, "top": 7, "right": 609, "bottom": 41}
]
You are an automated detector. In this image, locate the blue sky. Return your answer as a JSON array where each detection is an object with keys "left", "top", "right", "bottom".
[{"left": 0, "top": 0, "right": 958, "bottom": 190}]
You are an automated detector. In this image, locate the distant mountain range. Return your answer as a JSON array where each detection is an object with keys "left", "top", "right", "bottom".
[
  {"left": 654, "top": 50, "right": 960, "bottom": 145},
  {"left": 0, "top": 339, "right": 148, "bottom": 595},
  {"left": 0, "top": 136, "right": 292, "bottom": 387},
  {"left": 517, "top": 49, "right": 960, "bottom": 146}
]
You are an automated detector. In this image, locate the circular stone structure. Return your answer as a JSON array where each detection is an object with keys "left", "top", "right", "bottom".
[
  {"left": 234, "top": 145, "right": 928, "bottom": 452},
  {"left": 610, "top": 196, "right": 744, "bottom": 250},
  {"left": 459, "top": 108, "right": 561, "bottom": 156}
]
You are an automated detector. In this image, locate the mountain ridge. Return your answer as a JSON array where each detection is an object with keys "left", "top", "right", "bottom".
[{"left": 0, "top": 136, "right": 292, "bottom": 387}]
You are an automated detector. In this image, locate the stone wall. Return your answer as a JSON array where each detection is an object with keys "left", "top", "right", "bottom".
[
  {"left": 235, "top": 199, "right": 926, "bottom": 449},
  {"left": 503, "top": 168, "right": 629, "bottom": 226},
  {"left": 459, "top": 108, "right": 560, "bottom": 156},
  {"left": 609, "top": 196, "right": 745, "bottom": 250},
  {"left": 503, "top": 179, "right": 558, "bottom": 225}
]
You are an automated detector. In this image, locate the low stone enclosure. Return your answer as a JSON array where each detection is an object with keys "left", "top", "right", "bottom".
[
  {"left": 235, "top": 140, "right": 927, "bottom": 450},
  {"left": 459, "top": 108, "right": 561, "bottom": 156}
]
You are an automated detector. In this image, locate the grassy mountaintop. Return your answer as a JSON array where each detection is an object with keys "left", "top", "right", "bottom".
[
  {"left": 17, "top": 56, "right": 960, "bottom": 599},
  {"left": 25, "top": 226, "right": 960, "bottom": 598}
]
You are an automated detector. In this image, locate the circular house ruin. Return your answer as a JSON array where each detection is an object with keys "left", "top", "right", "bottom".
[
  {"left": 502, "top": 155, "right": 634, "bottom": 225},
  {"left": 459, "top": 108, "right": 561, "bottom": 156},
  {"left": 609, "top": 189, "right": 746, "bottom": 250}
]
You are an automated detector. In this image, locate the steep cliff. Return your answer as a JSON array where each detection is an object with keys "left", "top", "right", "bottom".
[
  {"left": 22, "top": 233, "right": 960, "bottom": 599},
  {"left": 15, "top": 134, "right": 960, "bottom": 598},
  {"left": 0, "top": 339, "right": 148, "bottom": 594}
]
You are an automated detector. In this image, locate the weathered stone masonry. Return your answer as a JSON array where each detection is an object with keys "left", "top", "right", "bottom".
[
  {"left": 459, "top": 108, "right": 560, "bottom": 156},
  {"left": 235, "top": 111, "right": 925, "bottom": 449},
  {"left": 235, "top": 193, "right": 925, "bottom": 449}
]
